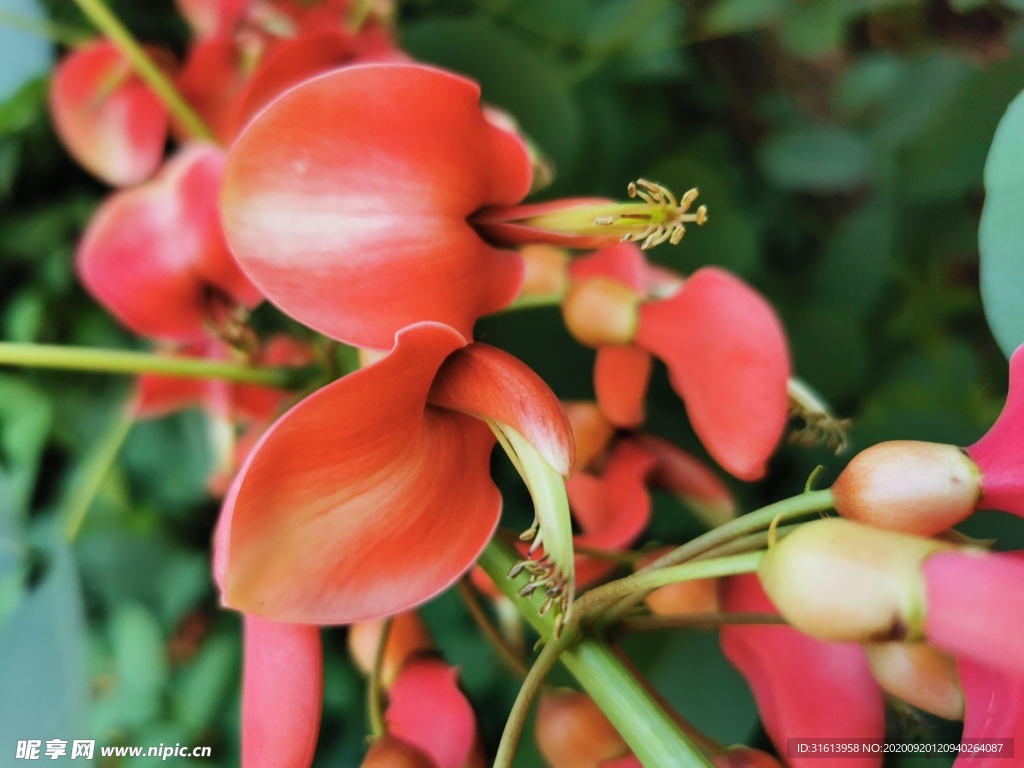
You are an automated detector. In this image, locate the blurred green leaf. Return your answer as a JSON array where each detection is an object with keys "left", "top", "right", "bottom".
[
  {"left": 173, "top": 633, "right": 238, "bottom": 737},
  {"left": 758, "top": 127, "right": 871, "bottom": 190},
  {"left": 777, "top": 2, "right": 847, "bottom": 59},
  {"left": 702, "top": 0, "right": 785, "bottom": 36},
  {"left": 0, "top": 375, "right": 52, "bottom": 514},
  {"left": 950, "top": 0, "right": 988, "bottom": 10},
  {"left": 96, "top": 603, "right": 168, "bottom": 733},
  {"left": 0, "top": 0, "right": 53, "bottom": 102},
  {"left": 979, "top": 87, "right": 1024, "bottom": 359}
]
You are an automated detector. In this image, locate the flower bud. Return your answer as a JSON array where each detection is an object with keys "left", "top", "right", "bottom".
[
  {"left": 833, "top": 441, "right": 981, "bottom": 535},
  {"left": 863, "top": 642, "right": 964, "bottom": 720},
  {"left": 714, "top": 747, "right": 783, "bottom": 768},
  {"left": 563, "top": 401, "right": 615, "bottom": 473},
  {"left": 637, "top": 549, "right": 720, "bottom": 616},
  {"left": 535, "top": 689, "right": 628, "bottom": 768},
  {"left": 758, "top": 519, "right": 949, "bottom": 643},
  {"left": 361, "top": 735, "right": 437, "bottom": 768},
  {"left": 520, "top": 245, "right": 570, "bottom": 300},
  {"left": 561, "top": 279, "right": 641, "bottom": 348},
  {"left": 348, "top": 612, "right": 434, "bottom": 689}
]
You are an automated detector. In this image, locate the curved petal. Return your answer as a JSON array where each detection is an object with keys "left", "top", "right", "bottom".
[
  {"left": 77, "top": 144, "right": 262, "bottom": 342},
  {"left": 219, "top": 323, "right": 501, "bottom": 624},
  {"left": 221, "top": 63, "right": 532, "bottom": 349},
  {"left": 176, "top": 38, "right": 247, "bottom": 143},
  {"left": 568, "top": 441, "right": 655, "bottom": 587},
  {"left": 428, "top": 343, "right": 573, "bottom": 476},
  {"left": 635, "top": 268, "right": 791, "bottom": 481},
  {"left": 720, "top": 575, "right": 885, "bottom": 768},
  {"left": 629, "top": 434, "right": 736, "bottom": 528},
  {"left": 923, "top": 551, "right": 1024, "bottom": 677},
  {"left": 594, "top": 346, "right": 652, "bottom": 428},
  {"left": 49, "top": 40, "right": 169, "bottom": 186},
  {"left": 348, "top": 612, "right": 435, "bottom": 689},
  {"left": 242, "top": 616, "right": 323, "bottom": 768},
  {"left": 569, "top": 243, "right": 649, "bottom": 292},
  {"left": 967, "top": 345, "right": 1024, "bottom": 518},
  {"left": 385, "top": 659, "right": 479, "bottom": 768},
  {"left": 956, "top": 658, "right": 1024, "bottom": 767}
]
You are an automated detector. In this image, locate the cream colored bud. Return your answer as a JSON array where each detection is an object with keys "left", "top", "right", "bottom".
[
  {"left": 833, "top": 441, "right": 981, "bottom": 536},
  {"left": 561, "top": 278, "right": 641, "bottom": 348},
  {"left": 758, "top": 518, "right": 949, "bottom": 643},
  {"left": 863, "top": 642, "right": 964, "bottom": 720}
]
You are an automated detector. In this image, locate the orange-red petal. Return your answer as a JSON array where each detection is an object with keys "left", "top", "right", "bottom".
[
  {"left": 77, "top": 144, "right": 262, "bottom": 342},
  {"left": 593, "top": 346, "right": 651, "bottom": 428},
  {"left": 957, "top": 658, "right": 1024, "bottom": 766},
  {"left": 49, "top": 40, "right": 169, "bottom": 186},
  {"left": 635, "top": 268, "right": 791, "bottom": 481},
  {"left": 218, "top": 323, "right": 501, "bottom": 624},
  {"left": 242, "top": 615, "right": 323, "bottom": 768},
  {"left": 221, "top": 63, "right": 532, "bottom": 349}
]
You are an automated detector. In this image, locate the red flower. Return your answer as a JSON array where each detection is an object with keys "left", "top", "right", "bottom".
[
  {"left": 956, "top": 658, "right": 1023, "bottom": 767},
  {"left": 220, "top": 63, "right": 532, "bottom": 350},
  {"left": 719, "top": 575, "right": 885, "bottom": 768},
  {"left": 77, "top": 144, "right": 262, "bottom": 343},
  {"left": 215, "top": 322, "right": 574, "bottom": 624},
  {"left": 562, "top": 244, "right": 791, "bottom": 481},
  {"left": 50, "top": 40, "right": 170, "bottom": 186}
]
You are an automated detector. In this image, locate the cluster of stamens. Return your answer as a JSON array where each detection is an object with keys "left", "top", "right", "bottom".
[
  {"left": 595, "top": 179, "right": 709, "bottom": 250},
  {"left": 787, "top": 378, "right": 851, "bottom": 455},
  {"left": 508, "top": 525, "right": 573, "bottom": 637}
]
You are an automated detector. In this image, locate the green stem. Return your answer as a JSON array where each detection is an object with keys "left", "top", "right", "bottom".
[
  {"left": 620, "top": 612, "right": 787, "bottom": 632},
  {"left": 63, "top": 405, "right": 134, "bottom": 541},
  {"left": 367, "top": 617, "right": 392, "bottom": 739},
  {"left": 602, "top": 489, "right": 833, "bottom": 622},
  {"left": 71, "top": 0, "right": 215, "bottom": 142},
  {"left": 456, "top": 578, "right": 529, "bottom": 679},
  {"left": 0, "top": 342, "right": 303, "bottom": 387},
  {"left": 479, "top": 541, "right": 713, "bottom": 768},
  {"left": 499, "top": 292, "right": 565, "bottom": 314}
]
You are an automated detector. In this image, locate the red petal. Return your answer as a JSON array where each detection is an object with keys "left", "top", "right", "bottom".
[
  {"left": 385, "top": 659, "right": 480, "bottom": 768},
  {"left": 218, "top": 323, "right": 501, "bottom": 624},
  {"left": 563, "top": 401, "right": 614, "bottom": 473},
  {"left": 77, "top": 144, "right": 262, "bottom": 342},
  {"left": 49, "top": 40, "right": 169, "bottom": 187},
  {"left": 133, "top": 370, "right": 209, "bottom": 418},
  {"left": 720, "top": 575, "right": 885, "bottom": 768},
  {"left": 635, "top": 268, "right": 791, "bottom": 481},
  {"left": 428, "top": 343, "right": 573, "bottom": 476},
  {"left": 629, "top": 434, "right": 736, "bottom": 527},
  {"left": 569, "top": 243, "right": 649, "bottom": 292},
  {"left": 568, "top": 441, "right": 655, "bottom": 587},
  {"left": 957, "top": 657, "right": 1024, "bottom": 766},
  {"left": 967, "top": 345, "right": 1024, "bottom": 518},
  {"left": 176, "top": 38, "right": 247, "bottom": 143},
  {"left": 242, "top": 616, "right": 323, "bottom": 768},
  {"left": 221, "top": 63, "right": 532, "bottom": 349},
  {"left": 594, "top": 346, "right": 651, "bottom": 428},
  {"left": 923, "top": 551, "right": 1024, "bottom": 677},
  {"left": 176, "top": 0, "right": 249, "bottom": 37}
]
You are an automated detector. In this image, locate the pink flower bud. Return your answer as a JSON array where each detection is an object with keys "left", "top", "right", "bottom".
[{"left": 536, "top": 690, "right": 629, "bottom": 768}]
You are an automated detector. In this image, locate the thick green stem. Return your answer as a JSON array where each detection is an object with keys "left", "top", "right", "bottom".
[
  {"left": 478, "top": 541, "right": 713, "bottom": 768},
  {"left": 0, "top": 342, "right": 304, "bottom": 387},
  {"left": 367, "top": 617, "right": 392, "bottom": 739},
  {"left": 621, "top": 612, "right": 787, "bottom": 632},
  {"left": 63, "top": 405, "right": 134, "bottom": 541},
  {"left": 602, "top": 489, "right": 833, "bottom": 622},
  {"left": 71, "top": 0, "right": 216, "bottom": 142}
]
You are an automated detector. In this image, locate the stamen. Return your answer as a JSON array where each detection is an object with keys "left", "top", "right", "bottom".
[
  {"left": 787, "top": 377, "right": 851, "bottom": 454},
  {"left": 597, "top": 179, "right": 708, "bottom": 250}
]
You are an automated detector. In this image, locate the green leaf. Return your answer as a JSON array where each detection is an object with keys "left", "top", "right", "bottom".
[
  {"left": 702, "top": 0, "right": 786, "bottom": 36},
  {"left": 951, "top": 0, "right": 988, "bottom": 9},
  {"left": 173, "top": 634, "right": 239, "bottom": 737},
  {"left": 758, "top": 127, "right": 871, "bottom": 190},
  {"left": 0, "top": 538, "right": 91, "bottom": 742},
  {"left": 777, "top": 2, "right": 847, "bottom": 59},
  {"left": 0, "top": 375, "right": 52, "bottom": 514},
  {"left": 979, "top": 88, "right": 1024, "bottom": 359}
]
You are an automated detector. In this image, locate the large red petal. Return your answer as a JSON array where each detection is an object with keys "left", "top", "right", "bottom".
[
  {"left": 923, "top": 551, "right": 1024, "bottom": 677},
  {"left": 720, "top": 575, "right": 885, "bottom": 768},
  {"left": 635, "top": 268, "right": 791, "bottom": 481},
  {"left": 966, "top": 345, "right": 1024, "bottom": 518},
  {"left": 956, "top": 658, "right": 1024, "bottom": 767},
  {"left": 77, "top": 144, "right": 262, "bottom": 342},
  {"left": 49, "top": 40, "right": 169, "bottom": 187},
  {"left": 221, "top": 63, "right": 532, "bottom": 349},
  {"left": 428, "top": 343, "right": 573, "bottom": 476},
  {"left": 385, "top": 659, "right": 479, "bottom": 768},
  {"left": 242, "top": 616, "right": 323, "bottom": 768},
  {"left": 594, "top": 345, "right": 652, "bottom": 428},
  {"left": 219, "top": 323, "right": 501, "bottom": 624}
]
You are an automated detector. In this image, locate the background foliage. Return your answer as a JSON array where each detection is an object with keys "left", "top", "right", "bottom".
[{"left": 2, "top": 0, "right": 1024, "bottom": 765}]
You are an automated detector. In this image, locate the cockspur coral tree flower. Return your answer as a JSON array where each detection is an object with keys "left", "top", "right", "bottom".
[
  {"left": 558, "top": 244, "right": 792, "bottom": 481},
  {"left": 50, "top": 39, "right": 171, "bottom": 186},
  {"left": 832, "top": 343, "right": 1024, "bottom": 534},
  {"left": 215, "top": 322, "right": 577, "bottom": 626}
]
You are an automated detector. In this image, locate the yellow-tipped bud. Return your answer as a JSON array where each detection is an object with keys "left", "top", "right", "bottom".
[
  {"left": 863, "top": 642, "right": 964, "bottom": 720},
  {"left": 758, "top": 518, "right": 949, "bottom": 643},
  {"left": 833, "top": 441, "right": 981, "bottom": 536},
  {"left": 561, "top": 278, "right": 641, "bottom": 348}
]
